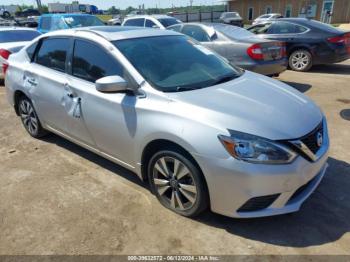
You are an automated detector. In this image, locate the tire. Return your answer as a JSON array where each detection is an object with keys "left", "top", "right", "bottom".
[
  {"left": 2, "top": 11, "right": 11, "bottom": 18},
  {"left": 289, "top": 49, "right": 313, "bottom": 72},
  {"left": 148, "top": 149, "right": 209, "bottom": 217},
  {"left": 17, "top": 96, "right": 48, "bottom": 138}
]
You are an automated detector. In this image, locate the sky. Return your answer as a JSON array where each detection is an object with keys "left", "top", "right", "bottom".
[{"left": 1, "top": 0, "right": 224, "bottom": 10}]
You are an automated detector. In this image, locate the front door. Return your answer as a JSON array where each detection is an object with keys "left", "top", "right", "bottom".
[{"left": 66, "top": 38, "right": 137, "bottom": 164}]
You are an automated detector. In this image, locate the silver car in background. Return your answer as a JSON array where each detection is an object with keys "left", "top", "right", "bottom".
[
  {"left": 0, "top": 27, "right": 41, "bottom": 79},
  {"left": 253, "top": 13, "right": 283, "bottom": 25},
  {"left": 5, "top": 27, "right": 329, "bottom": 218},
  {"left": 168, "top": 23, "right": 287, "bottom": 76}
]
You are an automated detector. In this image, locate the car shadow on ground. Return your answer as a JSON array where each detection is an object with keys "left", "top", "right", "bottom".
[
  {"left": 308, "top": 63, "right": 350, "bottom": 75},
  {"left": 197, "top": 157, "right": 350, "bottom": 248},
  {"left": 282, "top": 81, "right": 312, "bottom": 93},
  {"left": 42, "top": 134, "right": 349, "bottom": 248},
  {"left": 41, "top": 134, "right": 147, "bottom": 190}
]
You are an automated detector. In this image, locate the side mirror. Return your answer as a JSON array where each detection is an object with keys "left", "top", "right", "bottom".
[{"left": 96, "top": 75, "right": 128, "bottom": 93}]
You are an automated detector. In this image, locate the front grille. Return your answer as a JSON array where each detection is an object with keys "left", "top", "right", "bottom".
[
  {"left": 287, "top": 176, "right": 316, "bottom": 204},
  {"left": 300, "top": 122, "right": 323, "bottom": 154},
  {"left": 237, "top": 194, "right": 280, "bottom": 212}
]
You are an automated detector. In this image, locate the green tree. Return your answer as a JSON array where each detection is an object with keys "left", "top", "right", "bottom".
[{"left": 108, "top": 6, "right": 120, "bottom": 15}]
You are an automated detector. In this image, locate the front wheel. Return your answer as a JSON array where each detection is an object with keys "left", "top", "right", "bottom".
[
  {"left": 148, "top": 149, "right": 209, "bottom": 217},
  {"left": 289, "top": 49, "right": 313, "bottom": 72}
]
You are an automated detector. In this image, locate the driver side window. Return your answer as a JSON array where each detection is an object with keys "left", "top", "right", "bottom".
[{"left": 72, "top": 39, "right": 124, "bottom": 83}]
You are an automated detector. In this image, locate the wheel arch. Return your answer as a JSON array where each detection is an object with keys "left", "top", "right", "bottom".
[{"left": 13, "top": 90, "right": 28, "bottom": 116}]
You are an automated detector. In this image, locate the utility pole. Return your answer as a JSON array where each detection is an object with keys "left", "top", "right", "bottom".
[{"left": 36, "top": 0, "right": 42, "bottom": 9}]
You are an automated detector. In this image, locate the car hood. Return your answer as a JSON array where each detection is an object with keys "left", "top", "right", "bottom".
[{"left": 166, "top": 71, "right": 323, "bottom": 140}]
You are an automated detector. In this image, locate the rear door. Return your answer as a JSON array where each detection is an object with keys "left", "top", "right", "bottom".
[{"left": 28, "top": 37, "right": 72, "bottom": 134}]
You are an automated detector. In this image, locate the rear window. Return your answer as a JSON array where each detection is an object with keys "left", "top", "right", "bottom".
[
  {"left": 40, "top": 17, "right": 51, "bottom": 30},
  {"left": 124, "top": 18, "right": 145, "bottom": 27},
  {"left": 158, "top": 18, "right": 181, "bottom": 28},
  {"left": 214, "top": 24, "right": 256, "bottom": 40},
  {"left": 0, "top": 30, "right": 41, "bottom": 43},
  {"left": 63, "top": 15, "right": 104, "bottom": 28},
  {"left": 308, "top": 19, "right": 343, "bottom": 34}
]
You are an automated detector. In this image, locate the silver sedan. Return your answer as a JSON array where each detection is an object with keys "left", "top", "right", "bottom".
[
  {"left": 168, "top": 23, "right": 287, "bottom": 76},
  {"left": 5, "top": 27, "right": 329, "bottom": 218}
]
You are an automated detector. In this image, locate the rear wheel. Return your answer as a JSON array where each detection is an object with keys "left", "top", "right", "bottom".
[
  {"left": 2, "top": 11, "right": 11, "bottom": 18},
  {"left": 18, "top": 96, "right": 48, "bottom": 138},
  {"left": 148, "top": 149, "right": 209, "bottom": 217},
  {"left": 289, "top": 49, "right": 312, "bottom": 72}
]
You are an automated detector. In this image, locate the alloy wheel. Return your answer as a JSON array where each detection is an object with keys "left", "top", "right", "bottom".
[
  {"left": 152, "top": 156, "right": 198, "bottom": 211},
  {"left": 291, "top": 51, "right": 310, "bottom": 71},
  {"left": 19, "top": 99, "right": 39, "bottom": 136}
]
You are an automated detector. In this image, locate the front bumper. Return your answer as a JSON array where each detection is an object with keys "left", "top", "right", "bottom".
[{"left": 193, "top": 146, "right": 329, "bottom": 218}]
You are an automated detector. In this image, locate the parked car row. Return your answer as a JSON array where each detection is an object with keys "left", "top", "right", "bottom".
[
  {"left": 4, "top": 26, "right": 330, "bottom": 219},
  {"left": 0, "top": 27, "right": 41, "bottom": 79}
]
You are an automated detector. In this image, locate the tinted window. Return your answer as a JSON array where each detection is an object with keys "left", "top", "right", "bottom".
[
  {"left": 124, "top": 18, "right": 145, "bottom": 27},
  {"left": 114, "top": 36, "right": 242, "bottom": 92},
  {"left": 182, "top": 25, "right": 210, "bottom": 42},
  {"left": 295, "top": 25, "right": 308, "bottom": 33},
  {"left": 158, "top": 18, "right": 180, "bottom": 28},
  {"left": 269, "top": 22, "right": 297, "bottom": 34},
  {"left": 145, "top": 19, "right": 157, "bottom": 28},
  {"left": 214, "top": 24, "right": 256, "bottom": 40},
  {"left": 168, "top": 24, "right": 182, "bottom": 32},
  {"left": 40, "top": 17, "right": 51, "bottom": 30},
  {"left": 26, "top": 42, "right": 38, "bottom": 61},
  {"left": 0, "top": 30, "right": 41, "bottom": 43},
  {"left": 35, "top": 38, "right": 70, "bottom": 72},
  {"left": 309, "top": 19, "right": 342, "bottom": 34},
  {"left": 62, "top": 15, "right": 104, "bottom": 28},
  {"left": 248, "top": 23, "right": 271, "bottom": 34},
  {"left": 72, "top": 39, "right": 123, "bottom": 83}
]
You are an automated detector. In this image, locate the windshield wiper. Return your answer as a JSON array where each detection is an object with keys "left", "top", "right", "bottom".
[
  {"left": 176, "top": 86, "right": 199, "bottom": 92},
  {"left": 212, "top": 74, "right": 237, "bottom": 86}
]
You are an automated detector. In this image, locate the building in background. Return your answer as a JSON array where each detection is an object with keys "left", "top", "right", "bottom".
[
  {"left": 48, "top": 1, "right": 99, "bottom": 14},
  {"left": 226, "top": 0, "right": 350, "bottom": 24}
]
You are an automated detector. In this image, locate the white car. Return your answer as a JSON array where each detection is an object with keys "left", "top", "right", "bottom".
[
  {"left": 122, "top": 15, "right": 181, "bottom": 29},
  {"left": 0, "top": 27, "right": 41, "bottom": 79},
  {"left": 253, "top": 13, "right": 283, "bottom": 25}
]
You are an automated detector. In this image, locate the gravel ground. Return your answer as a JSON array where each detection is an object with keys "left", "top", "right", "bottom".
[{"left": 0, "top": 60, "right": 349, "bottom": 255}]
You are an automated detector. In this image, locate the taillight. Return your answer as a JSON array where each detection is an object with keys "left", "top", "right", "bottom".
[
  {"left": 0, "top": 49, "right": 11, "bottom": 76},
  {"left": 247, "top": 44, "right": 263, "bottom": 60},
  {"left": 0, "top": 49, "right": 11, "bottom": 60},
  {"left": 327, "top": 36, "right": 345, "bottom": 44}
]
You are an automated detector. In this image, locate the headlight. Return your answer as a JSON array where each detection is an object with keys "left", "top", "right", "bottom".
[{"left": 218, "top": 130, "right": 297, "bottom": 164}]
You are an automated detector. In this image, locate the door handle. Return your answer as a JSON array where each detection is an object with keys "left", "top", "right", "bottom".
[
  {"left": 27, "top": 78, "right": 37, "bottom": 86},
  {"left": 67, "top": 93, "right": 74, "bottom": 98}
]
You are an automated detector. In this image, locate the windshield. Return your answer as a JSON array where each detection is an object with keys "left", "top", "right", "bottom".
[
  {"left": 0, "top": 30, "right": 41, "bottom": 43},
  {"left": 158, "top": 18, "right": 181, "bottom": 28},
  {"left": 214, "top": 24, "right": 256, "bottom": 40},
  {"left": 114, "top": 36, "right": 242, "bottom": 92},
  {"left": 226, "top": 13, "right": 240, "bottom": 18},
  {"left": 63, "top": 15, "right": 104, "bottom": 28}
]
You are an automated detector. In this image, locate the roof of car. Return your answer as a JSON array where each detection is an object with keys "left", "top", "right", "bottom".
[
  {"left": 125, "top": 14, "right": 174, "bottom": 20},
  {"left": 44, "top": 26, "right": 181, "bottom": 41},
  {"left": 0, "top": 26, "right": 38, "bottom": 31},
  {"left": 41, "top": 13, "right": 95, "bottom": 17}
]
